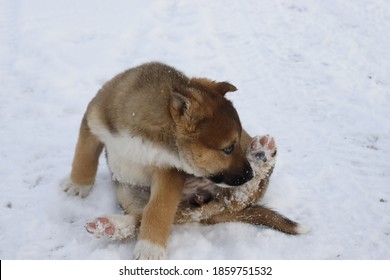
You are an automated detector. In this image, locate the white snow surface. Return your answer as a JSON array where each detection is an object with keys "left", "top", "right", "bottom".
[{"left": 1, "top": 0, "right": 390, "bottom": 260}]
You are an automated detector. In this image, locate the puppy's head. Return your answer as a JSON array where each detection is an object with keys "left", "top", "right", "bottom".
[{"left": 169, "top": 79, "right": 253, "bottom": 187}]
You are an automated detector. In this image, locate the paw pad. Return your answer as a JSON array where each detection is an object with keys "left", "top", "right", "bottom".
[
  {"left": 249, "top": 135, "right": 277, "bottom": 162},
  {"left": 85, "top": 215, "right": 138, "bottom": 241},
  {"left": 85, "top": 217, "right": 116, "bottom": 238}
]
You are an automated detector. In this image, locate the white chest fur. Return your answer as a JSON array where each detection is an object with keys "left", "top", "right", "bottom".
[
  {"left": 90, "top": 125, "right": 193, "bottom": 187},
  {"left": 104, "top": 133, "right": 187, "bottom": 185}
]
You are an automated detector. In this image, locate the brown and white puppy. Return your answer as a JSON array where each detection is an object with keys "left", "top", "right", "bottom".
[{"left": 62, "top": 62, "right": 254, "bottom": 259}]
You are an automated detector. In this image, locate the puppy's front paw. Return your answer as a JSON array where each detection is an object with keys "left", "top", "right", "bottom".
[
  {"left": 61, "top": 177, "right": 92, "bottom": 198},
  {"left": 133, "top": 240, "right": 167, "bottom": 260}
]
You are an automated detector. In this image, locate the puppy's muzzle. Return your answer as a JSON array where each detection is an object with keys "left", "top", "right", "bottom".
[{"left": 208, "top": 164, "right": 253, "bottom": 187}]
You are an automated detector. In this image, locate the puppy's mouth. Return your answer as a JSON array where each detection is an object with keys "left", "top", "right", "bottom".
[{"left": 208, "top": 168, "right": 253, "bottom": 188}]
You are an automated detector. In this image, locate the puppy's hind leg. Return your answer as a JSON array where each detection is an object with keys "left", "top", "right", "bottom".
[
  {"left": 85, "top": 215, "right": 139, "bottom": 240},
  {"left": 85, "top": 214, "right": 141, "bottom": 241},
  {"left": 85, "top": 184, "right": 147, "bottom": 240},
  {"left": 62, "top": 115, "right": 104, "bottom": 197}
]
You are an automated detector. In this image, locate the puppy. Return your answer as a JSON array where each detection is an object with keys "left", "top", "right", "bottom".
[{"left": 62, "top": 62, "right": 255, "bottom": 259}]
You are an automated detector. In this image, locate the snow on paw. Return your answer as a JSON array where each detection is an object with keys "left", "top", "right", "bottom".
[
  {"left": 85, "top": 217, "right": 113, "bottom": 238},
  {"left": 133, "top": 240, "right": 167, "bottom": 260},
  {"left": 61, "top": 176, "right": 92, "bottom": 198},
  {"left": 248, "top": 135, "right": 277, "bottom": 164},
  {"left": 85, "top": 215, "right": 138, "bottom": 241}
]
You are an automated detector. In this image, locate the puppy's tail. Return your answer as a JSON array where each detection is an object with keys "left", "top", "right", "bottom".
[{"left": 206, "top": 205, "right": 310, "bottom": 235}]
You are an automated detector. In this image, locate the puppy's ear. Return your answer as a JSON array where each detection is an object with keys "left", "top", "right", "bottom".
[
  {"left": 170, "top": 87, "right": 193, "bottom": 122},
  {"left": 169, "top": 91, "right": 191, "bottom": 119},
  {"left": 170, "top": 88, "right": 204, "bottom": 133},
  {"left": 216, "top": 81, "right": 237, "bottom": 96},
  {"left": 191, "top": 78, "right": 237, "bottom": 96}
]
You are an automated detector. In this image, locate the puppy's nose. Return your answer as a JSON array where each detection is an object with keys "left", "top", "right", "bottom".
[
  {"left": 234, "top": 166, "right": 253, "bottom": 186},
  {"left": 244, "top": 166, "right": 254, "bottom": 182}
]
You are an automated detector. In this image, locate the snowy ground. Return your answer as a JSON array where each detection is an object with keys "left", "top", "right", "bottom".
[{"left": 1, "top": 0, "right": 390, "bottom": 260}]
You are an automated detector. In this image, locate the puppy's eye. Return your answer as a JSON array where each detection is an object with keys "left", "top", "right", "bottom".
[{"left": 222, "top": 145, "right": 235, "bottom": 155}]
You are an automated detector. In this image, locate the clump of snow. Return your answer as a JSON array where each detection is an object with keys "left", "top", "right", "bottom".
[{"left": 1, "top": 0, "right": 390, "bottom": 259}]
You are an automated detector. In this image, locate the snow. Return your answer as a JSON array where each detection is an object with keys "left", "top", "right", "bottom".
[{"left": 1, "top": 0, "right": 390, "bottom": 259}]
